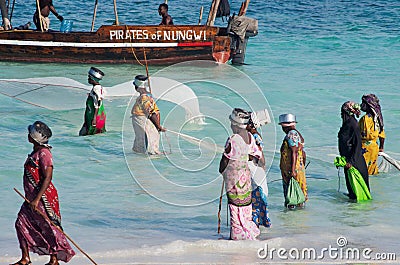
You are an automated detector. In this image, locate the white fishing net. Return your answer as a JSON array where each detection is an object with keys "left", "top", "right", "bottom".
[{"left": 0, "top": 76, "right": 203, "bottom": 123}]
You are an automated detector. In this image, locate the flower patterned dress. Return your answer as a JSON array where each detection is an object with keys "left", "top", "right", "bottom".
[
  {"left": 223, "top": 133, "right": 260, "bottom": 240},
  {"left": 249, "top": 134, "right": 271, "bottom": 228}
]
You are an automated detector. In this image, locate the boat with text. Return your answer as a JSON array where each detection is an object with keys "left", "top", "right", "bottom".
[{"left": 0, "top": 0, "right": 258, "bottom": 65}]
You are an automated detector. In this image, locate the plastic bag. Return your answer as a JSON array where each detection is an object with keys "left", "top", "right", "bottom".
[
  {"left": 334, "top": 156, "right": 372, "bottom": 201},
  {"left": 285, "top": 177, "right": 306, "bottom": 206}
]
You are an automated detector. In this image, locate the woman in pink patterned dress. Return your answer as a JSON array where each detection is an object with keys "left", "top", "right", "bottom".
[
  {"left": 219, "top": 108, "right": 260, "bottom": 240},
  {"left": 11, "top": 121, "right": 75, "bottom": 265}
]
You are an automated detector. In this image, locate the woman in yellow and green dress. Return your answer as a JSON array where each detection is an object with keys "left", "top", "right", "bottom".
[
  {"left": 279, "top": 114, "right": 307, "bottom": 208},
  {"left": 359, "top": 94, "right": 385, "bottom": 175}
]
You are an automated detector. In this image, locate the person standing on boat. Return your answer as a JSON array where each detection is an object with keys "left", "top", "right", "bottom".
[
  {"left": 338, "top": 101, "right": 370, "bottom": 200},
  {"left": 12, "top": 121, "right": 75, "bottom": 265},
  {"left": 131, "top": 75, "right": 166, "bottom": 155},
  {"left": 33, "top": 0, "right": 63, "bottom": 31},
  {"left": 158, "top": 3, "right": 173, "bottom": 25},
  {"left": 0, "top": 0, "right": 11, "bottom": 30},
  {"left": 279, "top": 114, "right": 308, "bottom": 208},
  {"left": 359, "top": 94, "right": 385, "bottom": 175},
  {"left": 219, "top": 108, "right": 260, "bottom": 240},
  {"left": 79, "top": 67, "right": 107, "bottom": 136}
]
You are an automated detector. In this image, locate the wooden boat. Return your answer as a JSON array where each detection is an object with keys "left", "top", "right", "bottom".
[
  {"left": 0, "top": 25, "right": 231, "bottom": 64},
  {"left": 0, "top": 0, "right": 257, "bottom": 65}
]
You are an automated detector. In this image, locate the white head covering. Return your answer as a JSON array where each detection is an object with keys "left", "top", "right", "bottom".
[
  {"left": 250, "top": 109, "right": 271, "bottom": 128},
  {"left": 28, "top": 121, "right": 52, "bottom": 148},
  {"left": 229, "top": 108, "right": 250, "bottom": 129},
  {"left": 133, "top": 75, "right": 150, "bottom": 92}
]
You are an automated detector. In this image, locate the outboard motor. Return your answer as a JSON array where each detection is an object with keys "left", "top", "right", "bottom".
[{"left": 228, "top": 15, "right": 258, "bottom": 65}]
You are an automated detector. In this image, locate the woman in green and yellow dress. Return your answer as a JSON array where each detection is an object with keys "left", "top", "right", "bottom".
[{"left": 279, "top": 114, "right": 307, "bottom": 208}]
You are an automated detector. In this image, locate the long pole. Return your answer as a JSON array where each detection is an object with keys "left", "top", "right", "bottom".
[
  {"left": 14, "top": 188, "right": 98, "bottom": 265},
  {"left": 142, "top": 48, "right": 151, "bottom": 94},
  {"left": 209, "top": 0, "right": 221, "bottom": 26},
  {"left": 217, "top": 180, "right": 224, "bottom": 234},
  {"left": 239, "top": 0, "right": 250, "bottom": 16},
  {"left": 198, "top": 6, "right": 204, "bottom": 25},
  {"left": 9, "top": 0, "right": 15, "bottom": 23},
  {"left": 90, "top": 0, "right": 98, "bottom": 32},
  {"left": 206, "top": 0, "right": 216, "bottom": 26},
  {"left": 113, "top": 0, "right": 119, "bottom": 26},
  {"left": 35, "top": 0, "right": 43, "bottom": 32}
]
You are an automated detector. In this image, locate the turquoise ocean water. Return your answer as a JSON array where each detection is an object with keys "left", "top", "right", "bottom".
[{"left": 1, "top": 0, "right": 399, "bottom": 264}]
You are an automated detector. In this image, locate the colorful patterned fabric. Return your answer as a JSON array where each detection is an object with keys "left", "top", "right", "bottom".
[
  {"left": 15, "top": 148, "right": 75, "bottom": 262},
  {"left": 362, "top": 94, "right": 384, "bottom": 132},
  {"left": 229, "top": 204, "right": 260, "bottom": 240},
  {"left": 341, "top": 101, "right": 361, "bottom": 117},
  {"left": 223, "top": 133, "right": 256, "bottom": 206},
  {"left": 359, "top": 114, "right": 386, "bottom": 175},
  {"left": 251, "top": 186, "right": 271, "bottom": 228},
  {"left": 280, "top": 130, "right": 308, "bottom": 202},
  {"left": 248, "top": 132, "right": 270, "bottom": 228},
  {"left": 132, "top": 93, "right": 160, "bottom": 117},
  {"left": 223, "top": 133, "right": 260, "bottom": 240},
  {"left": 84, "top": 93, "right": 106, "bottom": 135}
]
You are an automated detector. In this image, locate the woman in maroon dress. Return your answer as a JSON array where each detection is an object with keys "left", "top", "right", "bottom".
[{"left": 11, "top": 121, "right": 75, "bottom": 265}]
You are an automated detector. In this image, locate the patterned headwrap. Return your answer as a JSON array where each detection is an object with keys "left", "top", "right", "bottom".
[
  {"left": 28, "top": 121, "right": 52, "bottom": 148},
  {"left": 341, "top": 101, "right": 361, "bottom": 117},
  {"left": 229, "top": 108, "right": 250, "bottom": 129},
  {"left": 362, "top": 94, "right": 384, "bottom": 132}
]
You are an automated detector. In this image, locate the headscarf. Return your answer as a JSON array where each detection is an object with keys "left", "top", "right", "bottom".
[
  {"left": 133, "top": 75, "right": 150, "bottom": 92},
  {"left": 229, "top": 108, "right": 250, "bottom": 129},
  {"left": 362, "top": 94, "right": 384, "bottom": 132},
  {"left": 28, "top": 121, "right": 52, "bottom": 148},
  {"left": 341, "top": 101, "right": 361, "bottom": 118}
]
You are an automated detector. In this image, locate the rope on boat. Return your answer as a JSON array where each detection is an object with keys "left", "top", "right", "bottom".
[{"left": 125, "top": 25, "right": 145, "bottom": 66}]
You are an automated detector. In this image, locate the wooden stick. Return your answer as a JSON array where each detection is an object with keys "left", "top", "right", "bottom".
[
  {"left": 90, "top": 0, "right": 98, "bottom": 32},
  {"left": 206, "top": 0, "right": 216, "bottom": 26},
  {"left": 238, "top": 2, "right": 245, "bottom": 16},
  {"left": 164, "top": 0, "right": 168, "bottom": 3},
  {"left": 14, "top": 188, "right": 98, "bottom": 265},
  {"left": 208, "top": 0, "right": 221, "bottom": 26},
  {"left": 239, "top": 0, "right": 250, "bottom": 16},
  {"left": 113, "top": 0, "right": 119, "bottom": 26},
  {"left": 35, "top": 0, "right": 43, "bottom": 32},
  {"left": 142, "top": 47, "right": 151, "bottom": 94},
  {"left": 9, "top": 0, "right": 15, "bottom": 23},
  {"left": 217, "top": 180, "right": 224, "bottom": 234},
  {"left": 198, "top": 6, "right": 204, "bottom": 25}
]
